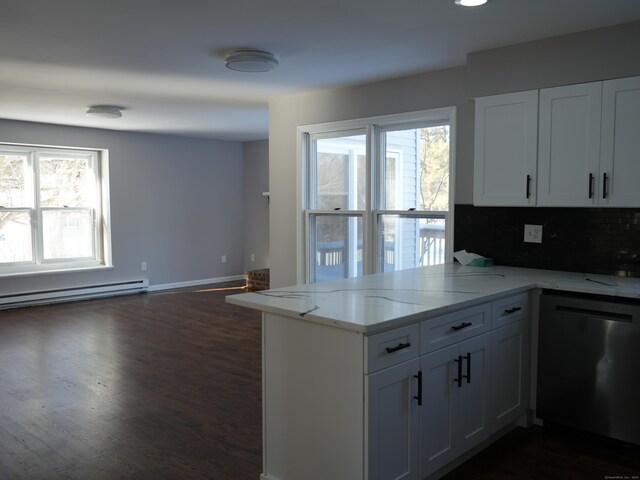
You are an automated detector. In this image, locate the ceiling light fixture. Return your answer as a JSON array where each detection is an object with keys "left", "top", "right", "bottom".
[
  {"left": 454, "top": 0, "right": 489, "bottom": 6},
  {"left": 86, "top": 105, "right": 123, "bottom": 119},
  {"left": 225, "top": 50, "right": 279, "bottom": 73}
]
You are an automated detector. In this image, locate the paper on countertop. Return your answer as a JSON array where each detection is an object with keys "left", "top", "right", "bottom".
[{"left": 454, "top": 249, "right": 486, "bottom": 266}]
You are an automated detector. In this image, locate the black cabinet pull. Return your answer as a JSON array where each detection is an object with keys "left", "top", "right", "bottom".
[
  {"left": 602, "top": 172, "right": 609, "bottom": 199},
  {"left": 413, "top": 371, "right": 423, "bottom": 406},
  {"left": 526, "top": 175, "right": 531, "bottom": 199},
  {"left": 385, "top": 342, "right": 411, "bottom": 354},
  {"left": 504, "top": 306, "right": 522, "bottom": 315},
  {"left": 463, "top": 352, "right": 471, "bottom": 384},
  {"left": 453, "top": 355, "right": 463, "bottom": 388},
  {"left": 588, "top": 173, "right": 594, "bottom": 199},
  {"left": 451, "top": 322, "right": 472, "bottom": 332}
]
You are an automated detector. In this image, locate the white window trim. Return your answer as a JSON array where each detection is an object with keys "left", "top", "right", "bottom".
[
  {"left": 0, "top": 143, "right": 113, "bottom": 277},
  {"left": 297, "top": 107, "right": 456, "bottom": 284}
]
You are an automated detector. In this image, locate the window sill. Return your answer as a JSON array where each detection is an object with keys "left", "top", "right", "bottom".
[{"left": 0, "top": 264, "right": 114, "bottom": 279}]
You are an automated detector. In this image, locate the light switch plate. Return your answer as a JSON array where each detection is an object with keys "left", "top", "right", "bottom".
[{"left": 524, "top": 224, "right": 543, "bottom": 243}]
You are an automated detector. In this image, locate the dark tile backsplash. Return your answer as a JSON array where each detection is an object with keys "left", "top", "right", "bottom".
[{"left": 454, "top": 204, "right": 640, "bottom": 277}]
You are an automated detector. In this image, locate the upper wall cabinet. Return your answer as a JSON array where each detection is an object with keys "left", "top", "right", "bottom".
[
  {"left": 600, "top": 76, "right": 640, "bottom": 207},
  {"left": 474, "top": 75, "right": 640, "bottom": 208},
  {"left": 537, "top": 82, "right": 602, "bottom": 206},
  {"left": 474, "top": 90, "right": 538, "bottom": 207}
]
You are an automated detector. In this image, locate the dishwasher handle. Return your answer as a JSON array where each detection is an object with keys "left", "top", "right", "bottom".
[{"left": 556, "top": 305, "right": 633, "bottom": 323}]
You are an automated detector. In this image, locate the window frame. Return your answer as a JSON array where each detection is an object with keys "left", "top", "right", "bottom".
[
  {"left": 0, "top": 143, "right": 112, "bottom": 277},
  {"left": 298, "top": 107, "right": 456, "bottom": 284},
  {"left": 305, "top": 210, "right": 365, "bottom": 283}
]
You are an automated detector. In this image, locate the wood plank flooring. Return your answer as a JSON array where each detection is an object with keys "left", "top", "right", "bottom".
[
  {"left": 1, "top": 282, "right": 638, "bottom": 479},
  {"left": 0, "top": 282, "right": 261, "bottom": 480},
  {"left": 444, "top": 424, "right": 640, "bottom": 480}
]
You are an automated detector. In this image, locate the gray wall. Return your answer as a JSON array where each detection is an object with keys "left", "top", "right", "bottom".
[
  {"left": 269, "top": 20, "right": 640, "bottom": 288},
  {"left": 243, "top": 139, "right": 269, "bottom": 271},
  {"left": 0, "top": 119, "right": 245, "bottom": 296}
]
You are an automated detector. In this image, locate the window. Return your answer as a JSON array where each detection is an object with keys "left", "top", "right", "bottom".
[
  {"left": 301, "top": 109, "right": 454, "bottom": 283},
  {"left": 0, "top": 144, "right": 111, "bottom": 275}
]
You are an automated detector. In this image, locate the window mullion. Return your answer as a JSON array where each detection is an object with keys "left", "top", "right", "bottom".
[
  {"left": 365, "top": 124, "right": 378, "bottom": 276},
  {"left": 31, "top": 152, "right": 42, "bottom": 265},
  {"left": 372, "top": 124, "right": 386, "bottom": 274}
]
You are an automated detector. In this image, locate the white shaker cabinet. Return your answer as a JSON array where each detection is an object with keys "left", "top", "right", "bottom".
[
  {"left": 492, "top": 321, "right": 528, "bottom": 430},
  {"left": 491, "top": 293, "right": 530, "bottom": 431},
  {"left": 366, "top": 324, "right": 421, "bottom": 480},
  {"left": 474, "top": 75, "right": 640, "bottom": 207},
  {"left": 600, "top": 76, "right": 640, "bottom": 207},
  {"left": 537, "top": 82, "right": 603, "bottom": 206},
  {"left": 367, "top": 358, "right": 420, "bottom": 480},
  {"left": 474, "top": 90, "right": 539, "bottom": 206},
  {"left": 420, "top": 333, "right": 492, "bottom": 478}
]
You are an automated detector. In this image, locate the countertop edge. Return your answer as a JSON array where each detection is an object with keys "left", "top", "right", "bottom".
[{"left": 226, "top": 266, "right": 640, "bottom": 334}]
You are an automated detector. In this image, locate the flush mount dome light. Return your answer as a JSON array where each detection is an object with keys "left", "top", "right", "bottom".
[
  {"left": 455, "top": 0, "right": 489, "bottom": 6},
  {"left": 86, "top": 105, "right": 123, "bottom": 119},
  {"left": 225, "top": 50, "right": 278, "bottom": 73}
]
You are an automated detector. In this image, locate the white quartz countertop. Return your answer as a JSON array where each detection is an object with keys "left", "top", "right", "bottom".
[{"left": 226, "top": 264, "right": 640, "bottom": 334}]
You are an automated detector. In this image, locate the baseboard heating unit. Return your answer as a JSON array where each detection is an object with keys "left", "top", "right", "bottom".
[{"left": 0, "top": 279, "right": 149, "bottom": 310}]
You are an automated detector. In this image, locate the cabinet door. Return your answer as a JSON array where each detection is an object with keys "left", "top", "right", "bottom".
[
  {"left": 600, "top": 76, "right": 640, "bottom": 207},
  {"left": 420, "top": 344, "right": 460, "bottom": 478},
  {"left": 474, "top": 90, "right": 538, "bottom": 206},
  {"left": 492, "top": 320, "right": 528, "bottom": 431},
  {"left": 456, "top": 333, "right": 492, "bottom": 453},
  {"left": 367, "top": 358, "right": 420, "bottom": 480},
  {"left": 538, "top": 82, "right": 602, "bottom": 206}
]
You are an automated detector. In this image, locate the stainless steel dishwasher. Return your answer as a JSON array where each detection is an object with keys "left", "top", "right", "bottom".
[{"left": 537, "top": 290, "right": 640, "bottom": 445}]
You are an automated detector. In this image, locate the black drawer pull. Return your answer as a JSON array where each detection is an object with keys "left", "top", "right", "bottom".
[
  {"left": 588, "top": 173, "right": 594, "bottom": 199},
  {"left": 463, "top": 352, "right": 471, "bottom": 384},
  {"left": 453, "top": 355, "right": 463, "bottom": 388},
  {"left": 504, "top": 306, "right": 522, "bottom": 315},
  {"left": 385, "top": 342, "right": 411, "bottom": 354},
  {"left": 526, "top": 174, "right": 531, "bottom": 199},
  {"left": 602, "top": 172, "right": 609, "bottom": 199},
  {"left": 451, "top": 322, "right": 472, "bottom": 332},
  {"left": 413, "top": 371, "right": 423, "bottom": 406}
]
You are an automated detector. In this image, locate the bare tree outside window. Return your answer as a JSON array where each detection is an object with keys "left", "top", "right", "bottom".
[
  {"left": 419, "top": 126, "right": 450, "bottom": 211},
  {"left": 0, "top": 154, "right": 32, "bottom": 263}
]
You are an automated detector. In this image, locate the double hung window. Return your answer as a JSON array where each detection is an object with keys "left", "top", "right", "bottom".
[
  {"left": 302, "top": 108, "right": 454, "bottom": 283},
  {"left": 0, "top": 144, "right": 110, "bottom": 275}
]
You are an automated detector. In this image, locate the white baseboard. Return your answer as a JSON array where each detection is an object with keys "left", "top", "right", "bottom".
[{"left": 148, "top": 274, "right": 246, "bottom": 292}]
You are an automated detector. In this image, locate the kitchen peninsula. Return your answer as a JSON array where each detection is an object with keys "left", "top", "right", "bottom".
[{"left": 227, "top": 264, "right": 640, "bottom": 480}]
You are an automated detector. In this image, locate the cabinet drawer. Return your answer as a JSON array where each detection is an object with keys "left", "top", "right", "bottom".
[
  {"left": 420, "top": 303, "right": 491, "bottom": 355},
  {"left": 492, "top": 292, "right": 529, "bottom": 328},
  {"left": 365, "top": 324, "right": 419, "bottom": 374}
]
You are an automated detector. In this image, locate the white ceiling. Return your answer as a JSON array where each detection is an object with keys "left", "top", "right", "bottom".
[{"left": 1, "top": 0, "right": 640, "bottom": 141}]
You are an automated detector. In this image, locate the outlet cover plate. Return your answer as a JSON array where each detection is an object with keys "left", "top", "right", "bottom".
[{"left": 524, "top": 224, "right": 543, "bottom": 243}]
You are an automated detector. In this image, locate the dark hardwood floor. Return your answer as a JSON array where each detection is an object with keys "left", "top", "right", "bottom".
[
  {"left": 1, "top": 282, "right": 638, "bottom": 479},
  {"left": 444, "top": 424, "right": 639, "bottom": 480},
  {"left": 0, "top": 282, "right": 261, "bottom": 479}
]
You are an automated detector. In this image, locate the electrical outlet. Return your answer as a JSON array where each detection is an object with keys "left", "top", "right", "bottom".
[
  {"left": 250, "top": 254, "right": 255, "bottom": 262},
  {"left": 141, "top": 261, "right": 147, "bottom": 271},
  {"left": 524, "top": 224, "right": 543, "bottom": 243},
  {"left": 221, "top": 255, "right": 227, "bottom": 264}
]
